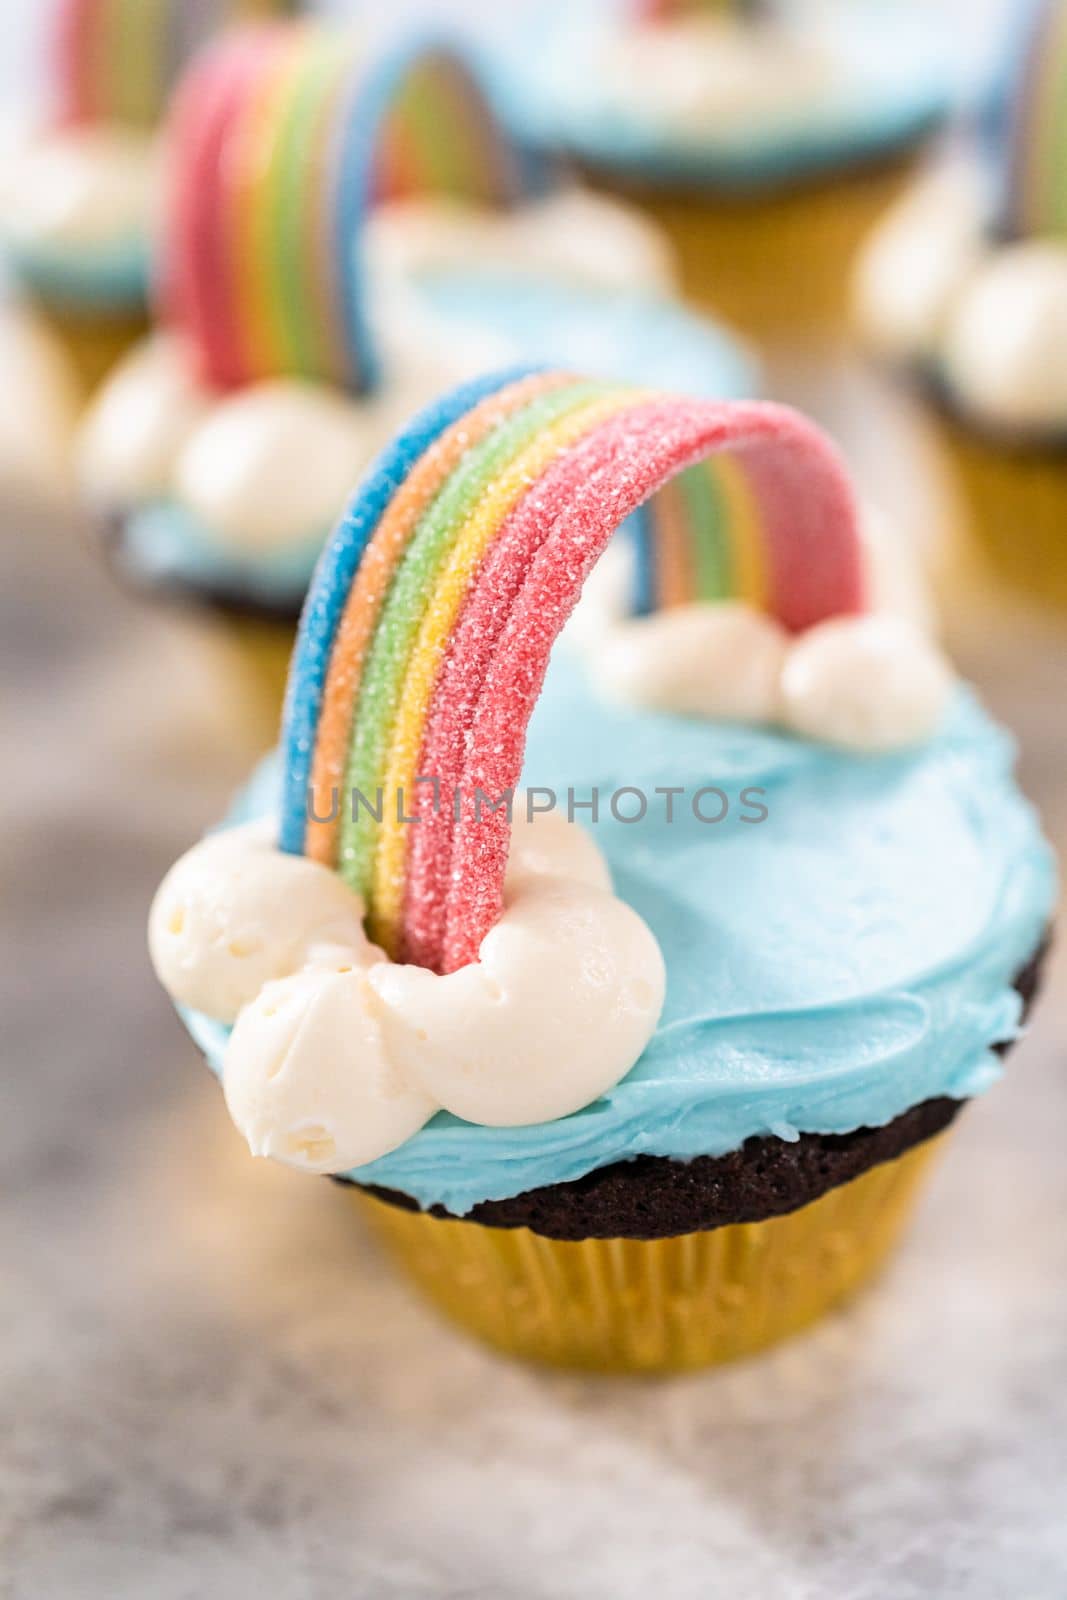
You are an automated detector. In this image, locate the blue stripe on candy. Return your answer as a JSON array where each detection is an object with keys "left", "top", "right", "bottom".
[
  {"left": 332, "top": 33, "right": 533, "bottom": 395},
  {"left": 278, "top": 365, "right": 542, "bottom": 856},
  {"left": 629, "top": 504, "right": 656, "bottom": 617},
  {"left": 330, "top": 42, "right": 393, "bottom": 394}
]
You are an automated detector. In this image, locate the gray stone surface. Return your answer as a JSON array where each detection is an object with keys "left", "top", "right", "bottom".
[{"left": 3, "top": 473, "right": 1066, "bottom": 1599}]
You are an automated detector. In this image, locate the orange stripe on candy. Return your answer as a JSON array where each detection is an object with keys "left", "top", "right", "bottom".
[{"left": 305, "top": 371, "right": 571, "bottom": 865}]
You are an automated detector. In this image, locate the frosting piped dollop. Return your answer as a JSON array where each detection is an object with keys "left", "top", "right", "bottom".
[
  {"left": 150, "top": 805, "right": 665, "bottom": 1171},
  {"left": 366, "top": 189, "right": 676, "bottom": 299},
  {"left": 941, "top": 242, "right": 1067, "bottom": 432},
  {"left": 596, "top": 15, "right": 832, "bottom": 139},
  {"left": 0, "top": 126, "right": 157, "bottom": 254},
  {"left": 858, "top": 175, "right": 1067, "bottom": 431}
]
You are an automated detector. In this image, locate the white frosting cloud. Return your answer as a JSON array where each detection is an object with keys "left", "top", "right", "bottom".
[
  {"left": 566, "top": 507, "right": 951, "bottom": 749},
  {"left": 76, "top": 322, "right": 491, "bottom": 554},
  {"left": 855, "top": 159, "right": 1067, "bottom": 431},
  {"left": 596, "top": 15, "right": 832, "bottom": 137},
  {"left": 225, "top": 963, "right": 437, "bottom": 1174},
  {"left": 149, "top": 819, "right": 376, "bottom": 1024},
  {"left": 175, "top": 381, "right": 386, "bottom": 551},
  {"left": 942, "top": 242, "right": 1067, "bottom": 432},
  {"left": 0, "top": 127, "right": 157, "bottom": 251},
  {"left": 151, "top": 808, "right": 665, "bottom": 1173},
  {"left": 78, "top": 335, "right": 212, "bottom": 505},
  {"left": 591, "top": 601, "right": 788, "bottom": 722},
  {"left": 366, "top": 188, "right": 676, "bottom": 299},
  {"left": 76, "top": 186, "right": 678, "bottom": 551},
  {"left": 779, "top": 615, "right": 954, "bottom": 752},
  {"left": 0, "top": 302, "right": 80, "bottom": 508},
  {"left": 853, "top": 161, "right": 988, "bottom": 367}
]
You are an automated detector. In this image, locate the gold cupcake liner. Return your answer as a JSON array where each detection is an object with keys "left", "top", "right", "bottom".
[
  {"left": 601, "top": 156, "right": 922, "bottom": 347},
  {"left": 356, "top": 1137, "right": 943, "bottom": 1374},
  {"left": 29, "top": 300, "right": 148, "bottom": 398},
  {"left": 925, "top": 408, "right": 1067, "bottom": 615},
  {"left": 218, "top": 615, "right": 298, "bottom": 744}
]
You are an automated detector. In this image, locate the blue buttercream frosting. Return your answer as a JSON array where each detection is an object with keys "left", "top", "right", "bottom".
[
  {"left": 117, "top": 280, "right": 756, "bottom": 609},
  {"left": 5, "top": 236, "right": 148, "bottom": 313},
  {"left": 182, "top": 652, "right": 1056, "bottom": 1217},
  {"left": 496, "top": 1, "right": 951, "bottom": 189}
]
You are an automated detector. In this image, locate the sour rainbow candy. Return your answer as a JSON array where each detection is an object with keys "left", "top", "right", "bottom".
[
  {"left": 636, "top": 0, "right": 766, "bottom": 22},
  {"left": 51, "top": 0, "right": 295, "bottom": 129},
  {"left": 998, "top": 0, "right": 1067, "bottom": 238},
  {"left": 279, "top": 370, "right": 865, "bottom": 974},
  {"left": 162, "top": 23, "right": 531, "bottom": 392}
]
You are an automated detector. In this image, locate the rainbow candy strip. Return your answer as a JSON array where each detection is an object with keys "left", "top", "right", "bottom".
[
  {"left": 998, "top": 0, "right": 1067, "bottom": 238},
  {"left": 630, "top": 459, "right": 767, "bottom": 613},
  {"left": 636, "top": 0, "right": 766, "bottom": 23},
  {"left": 162, "top": 24, "right": 530, "bottom": 394},
  {"left": 279, "top": 368, "right": 866, "bottom": 975},
  {"left": 51, "top": 0, "right": 295, "bottom": 129}
]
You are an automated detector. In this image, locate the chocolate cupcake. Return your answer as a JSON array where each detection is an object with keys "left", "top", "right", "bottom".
[
  {"left": 855, "top": 0, "right": 1067, "bottom": 613},
  {"left": 149, "top": 370, "right": 1055, "bottom": 1373},
  {"left": 0, "top": 0, "right": 296, "bottom": 392},
  {"left": 76, "top": 21, "right": 753, "bottom": 730},
  {"left": 495, "top": 0, "right": 951, "bottom": 344}
]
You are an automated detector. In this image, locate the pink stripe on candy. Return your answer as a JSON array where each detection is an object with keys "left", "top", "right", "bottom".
[
  {"left": 51, "top": 0, "right": 99, "bottom": 125},
  {"left": 420, "top": 399, "right": 862, "bottom": 973},
  {"left": 162, "top": 29, "right": 282, "bottom": 389}
]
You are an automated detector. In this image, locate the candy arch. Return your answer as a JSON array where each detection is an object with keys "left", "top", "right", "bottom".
[
  {"left": 161, "top": 23, "right": 536, "bottom": 392},
  {"left": 51, "top": 0, "right": 297, "bottom": 130},
  {"left": 280, "top": 370, "right": 866, "bottom": 975},
  {"left": 995, "top": 0, "right": 1067, "bottom": 240}
]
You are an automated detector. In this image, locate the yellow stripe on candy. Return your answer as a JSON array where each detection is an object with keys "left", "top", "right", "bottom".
[
  {"left": 230, "top": 37, "right": 304, "bottom": 383},
  {"left": 109, "top": 0, "right": 162, "bottom": 127},
  {"left": 717, "top": 456, "right": 767, "bottom": 609},
  {"left": 370, "top": 388, "right": 647, "bottom": 952},
  {"left": 300, "top": 50, "right": 356, "bottom": 386}
]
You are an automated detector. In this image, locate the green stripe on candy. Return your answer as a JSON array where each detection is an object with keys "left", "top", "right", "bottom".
[
  {"left": 678, "top": 462, "right": 733, "bottom": 602},
  {"left": 336, "top": 378, "right": 609, "bottom": 896},
  {"left": 271, "top": 41, "right": 349, "bottom": 377},
  {"left": 394, "top": 61, "right": 463, "bottom": 197},
  {"left": 1046, "top": 23, "right": 1067, "bottom": 235},
  {"left": 110, "top": 0, "right": 165, "bottom": 127}
]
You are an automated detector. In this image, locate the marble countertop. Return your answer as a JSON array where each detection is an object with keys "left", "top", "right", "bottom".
[{"left": 3, "top": 478, "right": 1066, "bottom": 1600}]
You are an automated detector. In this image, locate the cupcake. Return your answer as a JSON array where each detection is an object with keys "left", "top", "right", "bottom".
[
  {"left": 855, "top": 0, "right": 1067, "bottom": 613},
  {"left": 148, "top": 368, "right": 1054, "bottom": 1374},
  {"left": 497, "top": 0, "right": 951, "bottom": 344},
  {"left": 0, "top": 297, "right": 81, "bottom": 511},
  {"left": 0, "top": 0, "right": 297, "bottom": 393},
  {"left": 77, "top": 22, "right": 755, "bottom": 732}
]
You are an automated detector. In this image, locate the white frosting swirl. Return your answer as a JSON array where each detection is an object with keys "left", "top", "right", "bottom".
[
  {"left": 595, "top": 15, "right": 833, "bottom": 139},
  {"left": 568, "top": 507, "right": 951, "bottom": 749},
  {"left": 856, "top": 160, "right": 1067, "bottom": 432},
  {"left": 591, "top": 601, "right": 789, "bottom": 723},
  {"left": 365, "top": 188, "right": 676, "bottom": 298},
  {"left": 779, "top": 615, "right": 953, "bottom": 751},
  {"left": 941, "top": 243, "right": 1067, "bottom": 432},
  {"left": 175, "top": 382, "right": 388, "bottom": 551},
  {"left": 149, "top": 819, "right": 376, "bottom": 1025},
  {"left": 0, "top": 126, "right": 157, "bottom": 253},
  {"left": 0, "top": 302, "right": 80, "bottom": 507},
  {"left": 853, "top": 161, "right": 988, "bottom": 367},
  {"left": 150, "top": 807, "right": 665, "bottom": 1173},
  {"left": 76, "top": 309, "right": 502, "bottom": 553},
  {"left": 77, "top": 335, "right": 212, "bottom": 504},
  {"left": 77, "top": 185, "right": 676, "bottom": 551}
]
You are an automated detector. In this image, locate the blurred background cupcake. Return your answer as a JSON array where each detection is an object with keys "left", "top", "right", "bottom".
[
  {"left": 496, "top": 0, "right": 952, "bottom": 350},
  {"left": 0, "top": 0, "right": 297, "bottom": 396},
  {"left": 855, "top": 0, "right": 1067, "bottom": 616},
  {"left": 77, "top": 20, "right": 756, "bottom": 736}
]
